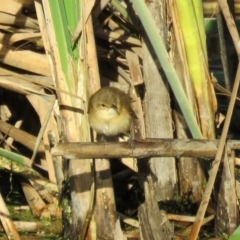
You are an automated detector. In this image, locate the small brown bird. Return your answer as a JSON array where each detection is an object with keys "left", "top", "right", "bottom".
[{"left": 88, "top": 87, "right": 136, "bottom": 139}]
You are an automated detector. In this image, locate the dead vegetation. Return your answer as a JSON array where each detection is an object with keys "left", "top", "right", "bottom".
[{"left": 0, "top": 0, "right": 240, "bottom": 239}]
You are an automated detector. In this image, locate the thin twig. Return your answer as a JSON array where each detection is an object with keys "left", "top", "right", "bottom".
[{"left": 31, "top": 96, "right": 55, "bottom": 162}]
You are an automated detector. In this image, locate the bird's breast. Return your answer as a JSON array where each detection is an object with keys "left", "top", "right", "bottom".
[{"left": 89, "top": 108, "right": 132, "bottom": 136}]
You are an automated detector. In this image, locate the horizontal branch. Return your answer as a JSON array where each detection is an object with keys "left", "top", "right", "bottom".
[{"left": 51, "top": 139, "right": 240, "bottom": 159}]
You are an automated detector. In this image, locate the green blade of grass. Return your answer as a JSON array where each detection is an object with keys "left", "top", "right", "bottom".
[
  {"left": 0, "top": 148, "right": 32, "bottom": 167},
  {"left": 48, "top": 0, "right": 80, "bottom": 92}
]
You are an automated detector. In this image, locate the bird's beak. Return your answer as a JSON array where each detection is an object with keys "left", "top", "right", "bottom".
[{"left": 112, "top": 104, "right": 119, "bottom": 114}]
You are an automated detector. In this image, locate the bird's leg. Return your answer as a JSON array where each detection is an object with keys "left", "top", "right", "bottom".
[
  {"left": 96, "top": 134, "right": 107, "bottom": 143},
  {"left": 100, "top": 134, "right": 106, "bottom": 143},
  {"left": 126, "top": 132, "right": 135, "bottom": 148}
]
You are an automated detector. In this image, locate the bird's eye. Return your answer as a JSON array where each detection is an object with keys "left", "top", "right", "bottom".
[{"left": 101, "top": 104, "right": 106, "bottom": 107}]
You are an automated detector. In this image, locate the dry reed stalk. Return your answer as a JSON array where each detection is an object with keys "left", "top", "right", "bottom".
[
  {"left": 167, "top": 214, "right": 214, "bottom": 223},
  {"left": 0, "top": 220, "right": 61, "bottom": 233},
  {"left": 51, "top": 139, "right": 240, "bottom": 159},
  {"left": 29, "top": 179, "right": 55, "bottom": 204},
  {"left": 6, "top": 119, "right": 24, "bottom": 146},
  {"left": 0, "top": 12, "right": 38, "bottom": 29},
  {"left": 0, "top": 0, "right": 23, "bottom": 15},
  {"left": 0, "top": 32, "right": 41, "bottom": 45},
  {"left": 167, "top": 214, "right": 198, "bottom": 222},
  {"left": 0, "top": 0, "right": 35, "bottom": 30},
  {"left": 141, "top": 0, "right": 177, "bottom": 203},
  {"left": 107, "top": 18, "right": 126, "bottom": 35},
  {"left": 95, "top": 28, "right": 142, "bottom": 46},
  {"left": 113, "top": 49, "right": 144, "bottom": 172},
  {"left": 0, "top": 75, "right": 47, "bottom": 95},
  {"left": 0, "top": 67, "right": 82, "bottom": 100},
  {"left": 47, "top": 130, "right": 64, "bottom": 192},
  {"left": 177, "top": 214, "right": 214, "bottom": 236},
  {"left": 114, "top": 219, "right": 127, "bottom": 240},
  {"left": 0, "top": 119, "right": 45, "bottom": 153},
  {"left": 0, "top": 193, "right": 21, "bottom": 240},
  {"left": 83, "top": 0, "right": 117, "bottom": 238},
  {"left": 34, "top": 0, "right": 54, "bottom": 83},
  {"left": 117, "top": 212, "right": 139, "bottom": 228},
  {"left": 215, "top": 151, "right": 238, "bottom": 235},
  {"left": 21, "top": 181, "right": 46, "bottom": 217},
  {"left": 0, "top": 24, "right": 34, "bottom": 32},
  {"left": 126, "top": 50, "right": 145, "bottom": 140},
  {"left": 14, "top": 206, "right": 30, "bottom": 211},
  {"left": 29, "top": 178, "right": 58, "bottom": 193},
  {"left": 72, "top": 0, "right": 96, "bottom": 42},
  {"left": 0, "top": 44, "right": 51, "bottom": 76},
  {"left": 126, "top": 50, "right": 144, "bottom": 85},
  {"left": 26, "top": 95, "right": 57, "bottom": 183}
]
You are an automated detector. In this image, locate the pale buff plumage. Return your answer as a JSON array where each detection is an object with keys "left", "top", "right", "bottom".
[{"left": 88, "top": 87, "right": 135, "bottom": 136}]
